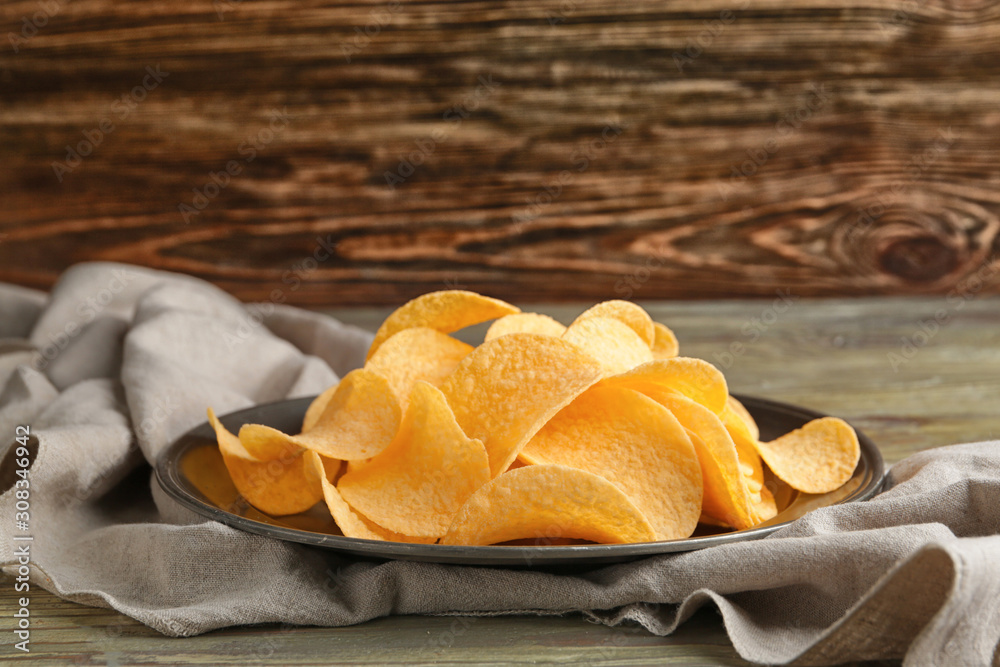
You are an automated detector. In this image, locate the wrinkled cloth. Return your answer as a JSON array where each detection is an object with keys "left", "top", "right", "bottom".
[{"left": 1, "top": 262, "right": 998, "bottom": 667}]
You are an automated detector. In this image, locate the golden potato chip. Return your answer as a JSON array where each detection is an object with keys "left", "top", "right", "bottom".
[
  {"left": 365, "top": 327, "right": 473, "bottom": 410},
  {"left": 208, "top": 408, "right": 322, "bottom": 516},
  {"left": 570, "top": 300, "right": 655, "bottom": 348},
  {"left": 484, "top": 313, "right": 566, "bottom": 341},
  {"left": 562, "top": 316, "right": 653, "bottom": 375},
  {"left": 366, "top": 290, "right": 519, "bottom": 360},
  {"left": 321, "top": 456, "right": 343, "bottom": 483},
  {"left": 652, "top": 322, "right": 679, "bottom": 359},
  {"left": 754, "top": 485, "right": 778, "bottom": 522},
  {"left": 240, "top": 369, "right": 401, "bottom": 461},
  {"left": 725, "top": 396, "right": 759, "bottom": 442},
  {"left": 754, "top": 417, "right": 860, "bottom": 494},
  {"left": 337, "top": 382, "right": 490, "bottom": 537},
  {"left": 440, "top": 464, "right": 657, "bottom": 545},
  {"left": 507, "top": 458, "right": 529, "bottom": 471},
  {"left": 520, "top": 385, "right": 702, "bottom": 540},
  {"left": 303, "top": 384, "right": 339, "bottom": 433},
  {"left": 721, "top": 403, "right": 766, "bottom": 504},
  {"left": 439, "top": 333, "right": 604, "bottom": 477},
  {"left": 634, "top": 390, "right": 757, "bottom": 530},
  {"left": 598, "top": 357, "right": 728, "bottom": 415},
  {"left": 306, "top": 452, "right": 435, "bottom": 543}
]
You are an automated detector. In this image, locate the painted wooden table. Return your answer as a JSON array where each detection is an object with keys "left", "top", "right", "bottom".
[{"left": 4, "top": 295, "right": 999, "bottom": 665}]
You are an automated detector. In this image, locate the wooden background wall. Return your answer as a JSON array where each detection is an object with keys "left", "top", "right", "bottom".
[{"left": 2, "top": 0, "right": 999, "bottom": 306}]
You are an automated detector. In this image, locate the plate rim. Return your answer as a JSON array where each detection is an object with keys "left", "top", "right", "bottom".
[{"left": 155, "top": 394, "right": 885, "bottom": 565}]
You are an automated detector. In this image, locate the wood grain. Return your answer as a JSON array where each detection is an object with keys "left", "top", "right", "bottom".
[
  {"left": 2, "top": 0, "right": 1000, "bottom": 305},
  {"left": 0, "top": 585, "right": 763, "bottom": 666}
]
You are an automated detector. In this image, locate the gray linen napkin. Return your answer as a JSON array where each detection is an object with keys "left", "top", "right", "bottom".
[{"left": 1, "top": 262, "right": 998, "bottom": 667}]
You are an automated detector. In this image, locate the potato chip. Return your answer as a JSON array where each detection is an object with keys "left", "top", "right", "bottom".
[
  {"left": 440, "top": 464, "right": 657, "bottom": 545},
  {"left": 366, "top": 290, "right": 519, "bottom": 360},
  {"left": 306, "top": 452, "right": 435, "bottom": 543},
  {"left": 208, "top": 408, "right": 322, "bottom": 516},
  {"left": 337, "top": 382, "right": 490, "bottom": 537},
  {"left": 365, "top": 327, "right": 473, "bottom": 410},
  {"left": 321, "top": 456, "right": 343, "bottom": 483},
  {"left": 439, "top": 333, "right": 604, "bottom": 477},
  {"left": 506, "top": 458, "right": 529, "bottom": 472},
  {"left": 570, "top": 300, "right": 655, "bottom": 348},
  {"left": 754, "top": 485, "right": 778, "bottom": 522},
  {"left": 303, "top": 384, "right": 339, "bottom": 433},
  {"left": 598, "top": 357, "right": 728, "bottom": 415},
  {"left": 240, "top": 369, "right": 401, "bottom": 461},
  {"left": 484, "top": 313, "right": 566, "bottom": 341},
  {"left": 721, "top": 403, "right": 766, "bottom": 503},
  {"left": 635, "top": 390, "right": 757, "bottom": 530},
  {"left": 520, "top": 385, "right": 702, "bottom": 540},
  {"left": 652, "top": 322, "right": 679, "bottom": 359},
  {"left": 562, "top": 316, "right": 653, "bottom": 375},
  {"left": 725, "top": 396, "right": 759, "bottom": 442},
  {"left": 755, "top": 417, "right": 860, "bottom": 494}
]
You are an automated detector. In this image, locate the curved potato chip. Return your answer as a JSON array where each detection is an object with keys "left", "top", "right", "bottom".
[
  {"left": 507, "top": 458, "right": 529, "bottom": 471},
  {"left": 337, "top": 382, "right": 490, "bottom": 537},
  {"left": 365, "top": 327, "right": 473, "bottom": 410},
  {"left": 598, "top": 357, "right": 728, "bottom": 415},
  {"left": 485, "top": 313, "right": 566, "bottom": 341},
  {"left": 303, "top": 383, "right": 339, "bottom": 433},
  {"left": 440, "top": 464, "right": 657, "bottom": 545},
  {"left": 652, "top": 322, "right": 679, "bottom": 359},
  {"left": 240, "top": 369, "right": 401, "bottom": 461},
  {"left": 725, "top": 396, "right": 759, "bottom": 442},
  {"left": 307, "top": 452, "right": 435, "bottom": 543},
  {"left": 636, "top": 390, "right": 757, "bottom": 531},
  {"left": 562, "top": 316, "right": 653, "bottom": 375},
  {"left": 754, "top": 485, "right": 778, "bottom": 522},
  {"left": 208, "top": 408, "right": 322, "bottom": 516},
  {"left": 755, "top": 417, "right": 860, "bottom": 494},
  {"left": 570, "top": 300, "right": 655, "bottom": 348},
  {"left": 520, "top": 385, "right": 702, "bottom": 540},
  {"left": 721, "top": 402, "right": 766, "bottom": 505},
  {"left": 439, "top": 333, "right": 604, "bottom": 477},
  {"left": 321, "top": 456, "right": 343, "bottom": 483},
  {"left": 366, "top": 290, "right": 519, "bottom": 360}
]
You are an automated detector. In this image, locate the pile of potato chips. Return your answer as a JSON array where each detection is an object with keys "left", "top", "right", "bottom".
[{"left": 208, "top": 291, "right": 861, "bottom": 545}]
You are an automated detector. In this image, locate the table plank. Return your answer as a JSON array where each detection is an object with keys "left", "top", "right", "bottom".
[
  {"left": 1, "top": 587, "right": 755, "bottom": 665},
  {"left": 4, "top": 295, "right": 999, "bottom": 664}
]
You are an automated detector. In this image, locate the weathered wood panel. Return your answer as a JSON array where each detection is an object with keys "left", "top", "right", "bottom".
[{"left": 1, "top": 0, "right": 999, "bottom": 305}]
